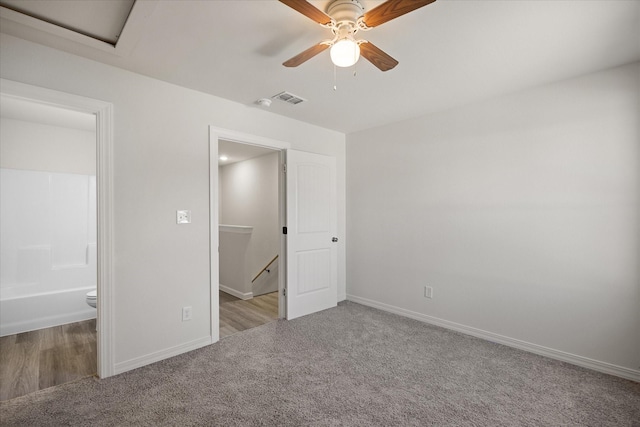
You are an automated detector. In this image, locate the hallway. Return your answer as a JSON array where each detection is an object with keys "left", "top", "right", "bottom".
[{"left": 219, "top": 291, "right": 278, "bottom": 338}]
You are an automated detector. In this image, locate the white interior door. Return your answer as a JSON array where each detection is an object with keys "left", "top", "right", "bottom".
[{"left": 285, "top": 149, "right": 337, "bottom": 320}]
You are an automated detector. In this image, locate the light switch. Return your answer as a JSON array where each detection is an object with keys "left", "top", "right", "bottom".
[{"left": 177, "top": 210, "right": 191, "bottom": 224}]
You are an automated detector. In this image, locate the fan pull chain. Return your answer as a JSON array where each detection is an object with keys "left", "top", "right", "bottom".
[{"left": 332, "top": 62, "right": 358, "bottom": 91}]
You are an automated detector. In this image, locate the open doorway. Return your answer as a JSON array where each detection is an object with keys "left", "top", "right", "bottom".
[
  {"left": 0, "top": 79, "right": 115, "bottom": 394},
  {"left": 217, "top": 140, "right": 281, "bottom": 338},
  {"left": 209, "top": 126, "right": 338, "bottom": 341},
  {"left": 0, "top": 96, "right": 97, "bottom": 400}
]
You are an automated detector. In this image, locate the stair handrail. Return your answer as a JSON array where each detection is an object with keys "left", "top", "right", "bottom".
[{"left": 251, "top": 255, "right": 279, "bottom": 283}]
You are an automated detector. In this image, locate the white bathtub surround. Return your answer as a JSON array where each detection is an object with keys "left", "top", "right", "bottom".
[
  {"left": 1, "top": 286, "right": 96, "bottom": 336},
  {"left": 0, "top": 168, "right": 97, "bottom": 336},
  {"left": 219, "top": 225, "right": 253, "bottom": 300}
]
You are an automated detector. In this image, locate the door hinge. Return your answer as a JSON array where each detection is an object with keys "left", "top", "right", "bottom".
[
  {"left": 282, "top": 164, "right": 287, "bottom": 173},
  {"left": 283, "top": 288, "right": 286, "bottom": 296},
  {"left": 283, "top": 226, "right": 287, "bottom": 234}
]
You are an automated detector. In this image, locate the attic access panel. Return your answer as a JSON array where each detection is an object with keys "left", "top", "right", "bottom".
[{"left": 0, "top": 0, "right": 135, "bottom": 45}]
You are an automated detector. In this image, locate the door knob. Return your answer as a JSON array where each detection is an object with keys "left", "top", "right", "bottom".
[{"left": 332, "top": 237, "right": 338, "bottom": 242}]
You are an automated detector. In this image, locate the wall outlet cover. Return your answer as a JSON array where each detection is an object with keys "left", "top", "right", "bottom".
[
  {"left": 182, "top": 306, "right": 192, "bottom": 321},
  {"left": 177, "top": 210, "right": 191, "bottom": 224},
  {"left": 424, "top": 286, "right": 433, "bottom": 299}
]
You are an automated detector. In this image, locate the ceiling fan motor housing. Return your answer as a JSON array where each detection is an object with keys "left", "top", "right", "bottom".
[{"left": 327, "top": 0, "right": 364, "bottom": 27}]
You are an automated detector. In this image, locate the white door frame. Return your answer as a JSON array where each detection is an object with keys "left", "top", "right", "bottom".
[
  {"left": 0, "top": 79, "right": 115, "bottom": 378},
  {"left": 209, "top": 127, "right": 290, "bottom": 341}
]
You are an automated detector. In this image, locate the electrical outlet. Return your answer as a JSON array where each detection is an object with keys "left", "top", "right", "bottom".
[
  {"left": 182, "top": 306, "right": 192, "bottom": 321},
  {"left": 424, "top": 286, "right": 433, "bottom": 299},
  {"left": 177, "top": 210, "right": 191, "bottom": 224}
]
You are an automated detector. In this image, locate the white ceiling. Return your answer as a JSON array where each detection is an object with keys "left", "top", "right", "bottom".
[
  {"left": 218, "top": 139, "right": 277, "bottom": 166},
  {"left": 0, "top": 0, "right": 134, "bottom": 44},
  {"left": 1, "top": 0, "right": 638, "bottom": 134}
]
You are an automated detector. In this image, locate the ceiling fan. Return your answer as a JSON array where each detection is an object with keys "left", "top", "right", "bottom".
[{"left": 279, "top": 0, "right": 436, "bottom": 71}]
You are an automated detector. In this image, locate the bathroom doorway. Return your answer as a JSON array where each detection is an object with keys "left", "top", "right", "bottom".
[
  {"left": 0, "top": 80, "right": 114, "bottom": 399},
  {"left": 217, "top": 140, "right": 282, "bottom": 337}
]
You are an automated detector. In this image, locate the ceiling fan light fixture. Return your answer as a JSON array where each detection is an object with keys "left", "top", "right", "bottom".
[
  {"left": 280, "top": 0, "right": 432, "bottom": 71},
  {"left": 330, "top": 38, "right": 360, "bottom": 67}
]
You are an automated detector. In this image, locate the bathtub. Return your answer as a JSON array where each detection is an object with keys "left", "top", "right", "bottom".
[
  {"left": 0, "top": 285, "right": 96, "bottom": 337},
  {"left": 1, "top": 169, "right": 98, "bottom": 337},
  {"left": 0, "top": 242, "right": 98, "bottom": 337}
]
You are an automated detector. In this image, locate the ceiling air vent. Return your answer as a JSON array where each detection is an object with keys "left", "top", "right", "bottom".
[{"left": 272, "top": 91, "right": 306, "bottom": 105}]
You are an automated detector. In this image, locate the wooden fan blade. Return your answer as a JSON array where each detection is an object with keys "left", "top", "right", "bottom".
[
  {"left": 283, "top": 43, "right": 330, "bottom": 67},
  {"left": 361, "top": 0, "right": 436, "bottom": 28},
  {"left": 279, "top": 0, "right": 332, "bottom": 25},
  {"left": 360, "top": 42, "right": 398, "bottom": 71}
]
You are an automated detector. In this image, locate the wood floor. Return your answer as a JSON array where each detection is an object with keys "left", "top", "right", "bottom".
[
  {"left": 219, "top": 291, "right": 279, "bottom": 338},
  {"left": 0, "top": 319, "right": 97, "bottom": 401},
  {"left": 0, "top": 293, "right": 277, "bottom": 401}
]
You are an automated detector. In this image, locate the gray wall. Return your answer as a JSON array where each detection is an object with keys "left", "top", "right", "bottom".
[
  {"left": 0, "top": 34, "right": 346, "bottom": 373},
  {"left": 220, "top": 152, "right": 280, "bottom": 283},
  {"left": 347, "top": 62, "right": 639, "bottom": 373},
  {"left": 1, "top": 117, "right": 95, "bottom": 175}
]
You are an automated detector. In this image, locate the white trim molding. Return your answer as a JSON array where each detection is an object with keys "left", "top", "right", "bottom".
[
  {"left": 219, "top": 285, "right": 253, "bottom": 301},
  {"left": 209, "top": 127, "right": 220, "bottom": 344},
  {"left": 209, "top": 126, "right": 291, "bottom": 342},
  {"left": 219, "top": 225, "right": 253, "bottom": 234},
  {"left": 1, "top": 78, "right": 116, "bottom": 379},
  {"left": 114, "top": 336, "right": 212, "bottom": 375},
  {"left": 347, "top": 294, "right": 640, "bottom": 383},
  {"left": 210, "top": 127, "right": 291, "bottom": 150}
]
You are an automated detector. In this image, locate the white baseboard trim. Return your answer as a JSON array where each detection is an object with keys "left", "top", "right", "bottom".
[
  {"left": 114, "top": 336, "right": 213, "bottom": 375},
  {"left": 219, "top": 284, "right": 253, "bottom": 300},
  {"left": 346, "top": 294, "right": 640, "bottom": 383}
]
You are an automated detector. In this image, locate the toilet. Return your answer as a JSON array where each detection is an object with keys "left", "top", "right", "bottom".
[{"left": 86, "top": 290, "right": 97, "bottom": 308}]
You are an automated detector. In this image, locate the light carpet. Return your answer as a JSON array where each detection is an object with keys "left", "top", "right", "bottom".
[{"left": 1, "top": 301, "right": 639, "bottom": 426}]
